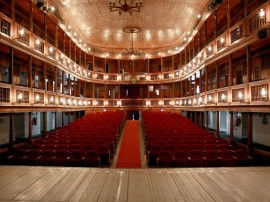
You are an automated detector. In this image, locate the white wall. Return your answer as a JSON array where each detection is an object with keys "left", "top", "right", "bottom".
[
  {"left": 14, "top": 113, "right": 27, "bottom": 139},
  {"left": 219, "top": 111, "right": 229, "bottom": 132},
  {"left": 233, "top": 112, "right": 243, "bottom": 138},
  {"left": 32, "top": 112, "right": 41, "bottom": 137},
  {"left": 208, "top": 111, "right": 217, "bottom": 130},
  {"left": 0, "top": 114, "right": 10, "bottom": 145},
  {"left": 253, "top": 113, "right": 270, "bottom": 146},
  {"left": 56, "top": 112, "right": 62, "bottom": 128},
  {"left": 46, "top": 112, "right": 55, "bottom": 131}
]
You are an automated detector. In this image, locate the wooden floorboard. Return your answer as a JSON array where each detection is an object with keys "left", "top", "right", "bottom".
[{"left": 0, "top": 166, "right": 270, "bottom": 201}]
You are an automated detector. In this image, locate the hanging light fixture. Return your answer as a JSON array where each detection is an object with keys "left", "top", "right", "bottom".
[
  {"left": 122, "top": 27, "right": 143, "bottom": 56},
  {"left": 109, "top": 0, "right": 142, "bottom": 16}
]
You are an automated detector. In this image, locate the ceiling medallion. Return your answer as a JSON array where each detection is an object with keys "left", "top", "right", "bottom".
[
  {"left": 122, "top": 27, "right": 143, "bottom": 57},
  {"left": 109, "top": 0, "right": 142, "bottom": 16}
]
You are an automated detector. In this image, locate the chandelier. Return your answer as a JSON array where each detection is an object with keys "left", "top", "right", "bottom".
[
  {"left": 109, "top": 0, "right": 142, "bottom": 16},
  {"left": 122, "top": 27, "right": 143, "bottom": 56}
]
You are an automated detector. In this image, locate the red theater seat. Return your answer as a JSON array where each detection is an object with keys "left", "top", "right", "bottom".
[{"left": 173, "top": 150, "right": 189, "bottom": 167}]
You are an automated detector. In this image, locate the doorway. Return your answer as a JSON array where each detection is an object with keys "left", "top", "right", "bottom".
[{"left": 127, "top": 110, "right": 140, "bottom": 120}]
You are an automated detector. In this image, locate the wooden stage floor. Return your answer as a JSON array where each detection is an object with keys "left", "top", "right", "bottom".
[{"left": 0, "top": 166, "right": 270, "bottom": 201}]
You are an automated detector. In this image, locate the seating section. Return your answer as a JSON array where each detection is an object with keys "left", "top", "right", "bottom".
[
  {"left": 7, "top": 111, "right": 125, "bottom": 167},
  {"left": 142, "top": 111, "right": 253, "bottom": 167}
]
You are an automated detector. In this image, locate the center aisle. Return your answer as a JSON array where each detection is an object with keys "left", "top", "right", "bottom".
[{"left": 115, "top": 120, "right": 141, "bottom": 168}]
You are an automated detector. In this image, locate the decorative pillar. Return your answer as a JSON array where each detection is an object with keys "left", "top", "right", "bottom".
[
  {"left": 28, "top": 112, "right": 32, "bottom": 143},
  {"left": 206, "top": 111, "right": 209, "bottom": 131},
  {"left": 229, "top": 54, "right": 233, "bottom": 86},
  {"left": 43, "top": 112, "right": 47, "bottom": 138},
  {"left": 10, "top": 48, "right": 14, "bottom": 85},
  {"left": 229, "top": 111, "right": 234, "bottom": 144},
  {"left": 248, "top": 112, "right": 253, "bottom": 156},
  {"left": 62, "top": 112, "right": 64, "bottom": 127},
  {"left": 68, "top": 112, "right": 71, "bottom": 124},
  {"left": 54, "top": 112, "right": 57, "bottom": 130},
  {"left": 200, "top": 112, "right": 203, "bottom": 127},
  {"left": 246, "top": 45, "right": 251, "bottom": 83},
  {"left": 9, "top": 114, "right": 14, "bottom": 151},
  {"left": 216, "top": 111, "right": 220, "bottom": 138}
]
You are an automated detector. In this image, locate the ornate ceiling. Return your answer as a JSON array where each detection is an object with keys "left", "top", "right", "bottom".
[{"left": 50, "top": 0, "right": 212, "bottom": 55}]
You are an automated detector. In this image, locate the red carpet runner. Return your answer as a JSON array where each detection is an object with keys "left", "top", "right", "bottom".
[{"left": 116, "top": 120, "right": 141, "bottom": 168}]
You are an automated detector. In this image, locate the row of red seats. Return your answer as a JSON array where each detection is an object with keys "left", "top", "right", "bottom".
[
  {"left": 155, "top": 149, "right": 253, "bottom": 167},
  {"left": 8, "top": 111, "right": 125, "bottom": 167},
  {"left": 142, "top": 111, "right": 252, "bottom": 167},
  {"left": 8, "top": 148, "right": 101, "bottom": 167}
]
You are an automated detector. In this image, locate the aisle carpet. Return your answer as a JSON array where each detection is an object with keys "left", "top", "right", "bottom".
[{"left": 116, "top": 120, "right": 141, "bottom": 168}]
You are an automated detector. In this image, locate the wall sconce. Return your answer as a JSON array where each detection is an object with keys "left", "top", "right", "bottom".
[
  {"left": 117, "top": 100, "right": 121, "bottom": 106},
  {"left": 238, "top": 91, "right": 244, "bottom": 100},
  {"left": 198, "top": 97, "right": 202, "bottom": 104},
  {"left": 59, "top": 97, "right": 63, "bottom": 104},
  {"left": 73, "top": 100, "right": 77, "bottom": 105},
  {"left": 78, "top": 100, "right": 82, "bottom": 105},
  {"left": 49, "top": 96, "right": 54, "bottom": 103},
  {"left": 35, "top": 94, "right": 40, "bottom": 102},
  {"left": 221, "top": 93, "right": 227, "bottom": 102},
  {"left": 261, "top": 87, "right": 268, "bottom": 99},
  {"left": 188, "top": 99, "right": 192, "bottom": 105},
  {"left": 193, "top": 98, "right": 197, "bottom": 105},
  {"left": 49, "top": 47, "right": 54, "bottom": 53},
  {"left": 105, "top": 75, "right": 108, "bottom": 80},
  {"left": 35, "top": 39, "right": 40, "bottom": 46},
  {"left": 208, "top": 46, "right": 212, "bottom": 52},
  {"left": 158, "top": 100, "right": 163, "bottom": 105},
  {"left": 259, "top": 9, "right": 265, "bottom": 19},
  {"left": 83, "top": 100, "right": 87, "bottom": 105},
  {"left": 87, "top": 101, "right": 91, "bottom": 105},
  {"left": 14, "top": 28, "right": 24, "bottom": 39},
  {"left": 67, "top": 99, "right": 71, "bottom": 105},
  {"left": 208, "top": 95, "right": 213, "bottom": 102},
  {"left": 17, "top": 93, "right": 23, "bottom": 103},
  {"left": 175, "top": 100, "right": 179, "bottom": 105}
]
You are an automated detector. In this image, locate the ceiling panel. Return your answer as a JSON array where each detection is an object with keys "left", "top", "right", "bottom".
[{"left": 50, "top": 0, "right": 212, "bottom": 53}]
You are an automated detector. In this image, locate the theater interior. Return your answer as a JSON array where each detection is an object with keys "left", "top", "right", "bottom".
[{"left": 1, "top": 0, "right": 270, "bottom": 201}]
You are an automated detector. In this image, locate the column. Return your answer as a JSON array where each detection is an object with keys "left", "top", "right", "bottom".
[
  {"left": 28, "top": 56, "right": 32, "bottom": 88},
  {"left": 28, "top": 112, "right": 32, "bottom": 143},
  {"left": 216, "top": 61, "right": 219, "bottom": 89},
  {"left": 229, "top": 111, "right": 234, "bottom": 144},
  {"left": 200, "top": 111, "right": 203, "bottom": 127},
  {"left": 43, "top": 112, "right": 47, "bottom": 138},
  {"left": 205, "top": 66, "right": 208, "bottom": 91},
  {"left": 229, "top": 54, "right": 233, "bottom": 86},
  {"left": 10, "top": 48, "right": 14, "bottom": 85},
  {"left": 246, "top": 45, "right": 251, "bottom": 83},
  {"left": 54, "top": 112, "right": 57, "bottom": 130},
  {"left": 248, "top": 112, "right": 253, "bottom": 156},
  {"left": 216, "top": 111, "right": 220, "bottom": 138},
  {"left": 9, "top": 114, "right": 14, "bottom": 151},
  {"left": 206, "top": 111, "right": 209, "bottom": 131},
  {"left": 62, "top": 112, "right": 64, "bottom": 127},
  {"left": 68, "top": 112, "right": 71, "bottom": 124}
]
